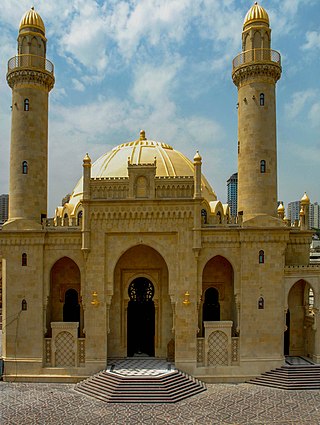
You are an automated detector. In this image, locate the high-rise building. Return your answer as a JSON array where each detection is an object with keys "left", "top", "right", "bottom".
[
  {"left": 0, "top": 194, "right": 9, "bottom": 225},
  {"left": 288, "top": 200, "right": 300, "bottom": 224},
  {"left": 227, "top": 173, "right": 238, "bottom": 217},
  {"left": 310, "top": 202, "right": 320, "bottom": 229}
]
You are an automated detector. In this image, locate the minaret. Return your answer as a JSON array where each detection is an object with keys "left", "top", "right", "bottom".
[
  {"left": 232, "top": 2, "right": 281, "bottom": 222},
  {"left": 5, "top": 7, "right": 54, "bottom": 227}
]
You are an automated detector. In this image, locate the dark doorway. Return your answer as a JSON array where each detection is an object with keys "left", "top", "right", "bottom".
[
  {"left": 127, "top": 278, "right": 155, "bottom": 357},
  {"left": 203, "top": 287, "right": 220, "bottom": 322},
  {"left": 284, "top": 309, "right": 290, "bottom": 355},
  {"left": 63, "top": 288, "right": 80, "bottom": 324}
]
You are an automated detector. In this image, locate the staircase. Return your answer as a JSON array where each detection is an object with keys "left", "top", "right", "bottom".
[
  {"left": 75, "top": 358, "right": 206, "bottom": 403},
  {"left": 248, "top": 359, "right": 320, "bottom": 390}
]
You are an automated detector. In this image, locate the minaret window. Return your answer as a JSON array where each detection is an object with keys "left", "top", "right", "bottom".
[
  {"left": 260, "top": 93, "right": 265, "bottom": 106},
  {"left": 201, "top": 209, "right": 207, "bottom": 224},
  {"left": 22, "top": 161, "right": 28, "bottom": 174},
  {"left": 260, "top": 160, "right": 266, "bottom": 173},
  {"left": 22, "top": 253, "right": 27, "bottom": 266},
  {"left": 24, "top": 98, "right": 29, "bottom": 111},
  {"left": 259, "top": 250, "right": 265, "bottom": 264}
]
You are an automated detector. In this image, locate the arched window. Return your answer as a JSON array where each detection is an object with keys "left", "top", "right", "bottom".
[
  {"left": 260, "top": 93, "right": 265, "bottom": 106},
  {"left": 258, "top": 296, "right": 264, "bottom": 309},
  {"left": 309, "top": 288, "right": 314, "bottom": 313},
  {"left": 259, "top": 250, "right": 265, "bottom": 264},
  {"left": 260, "top": 160, "right": 266, "bottom": 173},
  {"left": 77, "top": 210, "right": 83, "bottom": 226},
  {"left": 22, "top": 160, "right": 28, "bottom": 174},
  {"left": 22, "top": 253, "right": 27, "bottom": 266},
  {"left": 217, "top": 211, "right": 222, "bottom": 224},
  {"left": 24, "top": 99, "right": 29, "bottom": 111},
  {"left": 201, "top": 209, "right": 207, "bottom": 224}
]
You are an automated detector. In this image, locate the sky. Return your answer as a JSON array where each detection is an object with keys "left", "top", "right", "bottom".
[{"left": 0, "top": 0, "right": 319, "bottom": 216}]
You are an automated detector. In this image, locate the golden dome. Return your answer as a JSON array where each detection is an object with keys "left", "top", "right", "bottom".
[
  {"left": 277, "top": 202, "right": 285, "bottom": 213},
  {"left": 244, "top": 2, "right": 269, "bottom": 28},
  {"left": 19, "top": 7, "right": 45, "bottom": 33},
  {"left": 67, "top": 133, "right": 216, "bottom": 208},
  {"left": 300, "top": 192, "right": 310, "bottom": 205}
]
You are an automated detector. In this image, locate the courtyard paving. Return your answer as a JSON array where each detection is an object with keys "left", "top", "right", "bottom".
[{"left": 1, "top": 380, "right": 320, "bottom": 424}]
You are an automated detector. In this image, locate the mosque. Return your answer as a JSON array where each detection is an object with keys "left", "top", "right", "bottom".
[{"left": 0, "top": 3, "right": 320, "bottom": 383}]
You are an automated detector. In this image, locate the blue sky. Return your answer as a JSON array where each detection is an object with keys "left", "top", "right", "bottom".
[{"left": 0, "top": 0, "right": 319, "bottom": 216}]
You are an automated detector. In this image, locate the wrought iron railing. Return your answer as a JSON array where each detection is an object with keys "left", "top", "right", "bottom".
[
  {"left": 7, "top": 54, "right": 54, "bottom": 74},
  {"left": 232, "top": 48, "right": 281, "bottom": 69}
]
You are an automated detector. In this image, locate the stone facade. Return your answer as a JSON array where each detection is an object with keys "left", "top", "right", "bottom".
[{"left": 1, "top": 4, "right": 320, "bottom": 383}]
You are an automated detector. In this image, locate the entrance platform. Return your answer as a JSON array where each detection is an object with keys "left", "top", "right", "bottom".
[{"left": 75, "top": 357, "right": 206, "bottom": 403}]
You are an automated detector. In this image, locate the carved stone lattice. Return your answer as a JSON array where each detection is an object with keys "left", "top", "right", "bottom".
[
  {"left": 78, "top": 339, "right": 86, "bottom": 365},
  {"left": 55, "top": 331, "right": 75, "bottom": 367},
  {"left": 232, "top": 337, "right": 239, "bottom": 363},
  {"left": 207, "top": 331, "right": 228, "bottom": 366},
  {"left": 197, "top": 338, "right": 204, "bottom": 363}
]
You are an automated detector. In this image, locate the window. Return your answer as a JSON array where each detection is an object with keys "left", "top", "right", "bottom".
[
  {"left": 309, "top": 288, "right": 314, "bottom": 313},
  {"left": 77, "top": 210, "right": 83, "bottom": 226},
  {"left": 22, "top": 253, "right": 27, "bottom": 266},
  {"left": 258, "top": 297, "right": 264, "bottom": 309},
  {"left": 217, "top": 211, "right": 222, "bottom": 224},
  {"left": 260, "top": 93, "right": 265, "bottom": 106},
  {"left": 22, "top": 160, "right": 28, "bottom": 174},
  {"left": 24, "top": 98, "right": 29, "bottom": 111},
  {"left": 260, "top": 160, "right": 266, "bottom": 173},
  {"left": 201, "top": 209, "right": 207, "bottom": 224},
  {"left": 259, "top": 250, "right": 264, "bottom": 264}
]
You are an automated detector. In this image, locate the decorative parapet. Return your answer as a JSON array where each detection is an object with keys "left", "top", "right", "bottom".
[
  {"left": 285, "top": 264, "right": 320, "bottom": 274},
  {"left": 232, "top": 48, "right": 281, "bottom": 86},
  {"left": 8, "top": 54, "right": 54, "bottom": 74},
  {"left": 232, "top": 48, "right": 281, "bottom": 69},
  {"left": 7, "top": 54, "right": 55, "bottom": 90}
]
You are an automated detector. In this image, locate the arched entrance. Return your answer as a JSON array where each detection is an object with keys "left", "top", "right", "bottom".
[
  {"left": 47, "top": 257, "right": 83, "bottom": 337},
  {"left": 286, "top": 279, "right": 315, "bottom": 357},
  {"left": 127, "top": 277, "right": 155, "bottom": 357},
  {"left": 108, "top": 245, "right": 171, "bottom": 359},
  {"left": 200, "top": 255, "right": 236, "bottom": 336}
]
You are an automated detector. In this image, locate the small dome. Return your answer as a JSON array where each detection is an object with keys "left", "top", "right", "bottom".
[
  {"left": 243, "top": 2, "right": 269, "bottom": 28},
  {"left": 19, "top": 7, "right": 45, "bottom": 33},
  {"left": 277, "top": 202, "right": 285, "bottom": 213},
  {"left": 300, "top": 192, "right": 310, "bottom": 205}
]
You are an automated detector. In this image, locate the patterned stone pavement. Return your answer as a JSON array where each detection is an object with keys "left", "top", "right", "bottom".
[{"left": 1, "top": 381, "right": 320, "bottom": 424}]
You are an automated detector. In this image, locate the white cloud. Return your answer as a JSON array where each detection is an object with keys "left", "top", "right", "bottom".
[
  {"left": 302, "top": 31, "right": 320, "bottom": 51},
  {"left": 72, "top": 78, "right": 85, "bottom": 92},
  {"left": 59, "top": 1, "right": 109, "bottom": 73},
  {"left": 284, "top": 89, "right": 315, "bottom": 120},
  {"left": 309, "top": 102, "right": 320, "bottom": 128}
]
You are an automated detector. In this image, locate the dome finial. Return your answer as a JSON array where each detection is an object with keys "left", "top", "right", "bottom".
[
  {"left": 19, "top": 7, "right": 45, "bottom": 34},
  {"left": 243, "top": 2, "right": 269, "bottom": 28},
  {"left": 139, "top": 130, "right": 146, "bottom": 141}
]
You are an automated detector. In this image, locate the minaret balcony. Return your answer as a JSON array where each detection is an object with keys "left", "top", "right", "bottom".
[
  {"left": 232, "top": 48, "right": 281, "bottom": 70},
  {"left": 7, "top": 54, "right": 54, "bottom": 75}
]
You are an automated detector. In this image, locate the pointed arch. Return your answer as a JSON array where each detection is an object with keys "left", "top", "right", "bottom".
[{"left": 47, "top": 257, "right": 83, "bottom": 337}]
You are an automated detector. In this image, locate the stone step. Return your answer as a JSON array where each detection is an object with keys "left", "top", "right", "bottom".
[
  {"left": 248, "top": 364, "right": 320, "bottom": 390},
  {"left": 75, "top": 368, "right": 206, "bottom": 403}
]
